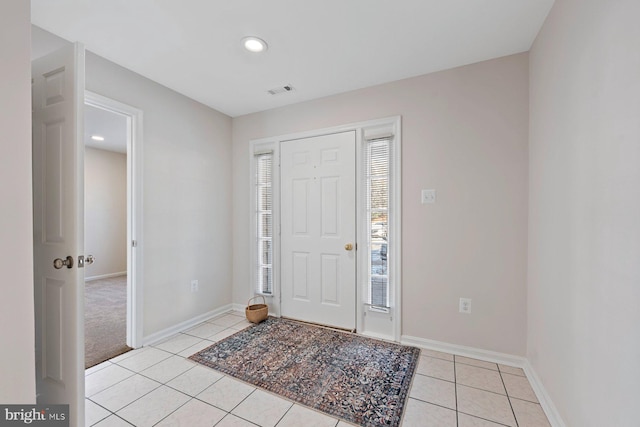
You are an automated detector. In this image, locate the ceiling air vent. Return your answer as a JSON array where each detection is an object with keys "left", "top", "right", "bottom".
[{"left": 268, "top": 85, "right": 295, "bottom": 95}]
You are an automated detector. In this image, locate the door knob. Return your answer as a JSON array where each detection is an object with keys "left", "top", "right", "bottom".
[
  {"left": 344, "top": 243, "right": 354, "bottom": 251},
  {"left": 53, "top": 256, "right": 74, "bottom": 269}
]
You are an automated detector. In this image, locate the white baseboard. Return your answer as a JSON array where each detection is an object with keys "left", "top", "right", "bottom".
[
  {"left": 85, "top": 271, "right": 127, "bottom": 282},
  {"left": 401, "top": 334, "right": 566, "bottom": 427},
  {"left": 143, "top": 304, "right": 234, "bottom": 346},
  {"left": 232, "top": 303, "right": 245, "bottom": 313},
  {"left": 401, "top": 334, "right": 527, "bottom": 367},
  {"left": 523, "top": 360, "right": 567, "bottom": 427}
]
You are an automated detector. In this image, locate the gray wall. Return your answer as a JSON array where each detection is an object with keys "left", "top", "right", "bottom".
[
  {"left": 232, "top": 53, "right": 530, "bottom": 356},
  {"left": 528, "top": 0, "right": 640, "bottom": 425},
  {"left": 84, "top": 147, "right": 127, "bottom": 279},
  {"left": 85, "top": 52, "right": 233, "bottom": 337},
  {"left": 0, "top": 0, "right": 35, "bottom": 403}
]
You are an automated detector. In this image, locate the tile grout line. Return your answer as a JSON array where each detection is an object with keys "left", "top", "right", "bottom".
[
  {"left": 85, "top": 398, "right": 111, "bottom": 427},
  {"left": 149, "top": 394, "right": 200, "bottom": 427},
  {"left": 413, "top": 371, "right": 455, "bottom": 384},
  {"left": 271, "top": 401, "right": 295, "bottom": 427},
  {"left": 406, "top": 396, "right": 457, "bottom": 415},
  {"left": 113, "top": 380, "right": 213, "bottom": 425},
  {"left": 273, "top": 403, "right": 295, "bottom": 427},
  {"left": 111, "top": 413, "right": 136, "bottom": 426},
  {"left": 94, "top": 378, "right": 163, "bottom": 419},
  {"left": 134, "top": 365, "right": 197, "bottom": 390},
  {"left": 181, "top": 373, "right": 227, "bottom": 403},
  {"left": 456, "top": 410, "right": 513, "bottom": 427},
  {"left": 498, "top": 368, "right": 520, "bottom": 427},
  {"left": 212, "top": 413, "right": 260, "bottom": 427},
  {"left": 85, "top": 370, "right": 138, "bottom": 399},
  {"left": 454, "top": 383, "right": 509, "bottom": 397},
  {"left": 218, "top": 388, "right": 265, "bottom": 426},
  {"left": 454, "top": 361, "right": 501, "bottom": 372},
  {"left": 509, "top": 395, "right": 543, "bottom": 405},
  {"left": 453, "top": 355, "right": 459, "bottom": 427}
]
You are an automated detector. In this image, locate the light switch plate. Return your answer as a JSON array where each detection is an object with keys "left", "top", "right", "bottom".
[{"left": 421, "top": 189, "right": 436, "bottom": 204}]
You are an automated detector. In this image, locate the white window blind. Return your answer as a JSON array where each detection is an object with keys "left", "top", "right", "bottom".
[
  {"left": 255, "top": 152, "right": 273, "bottom": 295},
  {"left": 363, "top": 137, "right": 392, "bottom": 308}
]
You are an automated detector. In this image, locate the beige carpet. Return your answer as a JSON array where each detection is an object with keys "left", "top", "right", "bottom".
[{"left": 85, "top": 275, "right": 131, "bottom": 368}]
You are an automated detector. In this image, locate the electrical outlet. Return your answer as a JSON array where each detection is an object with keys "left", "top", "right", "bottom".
[
  {"left": 459, "top": 298, "right": 471, "bottom": 314},
  {"left": 191, "top": 280, "right": 199, "bottom": 293},
  {"left": 421, "top": 189, "right": 436, "bottom": 204}
]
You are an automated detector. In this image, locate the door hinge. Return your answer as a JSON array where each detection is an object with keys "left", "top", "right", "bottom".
[{"left": 132, "top": 240, "right": 137, "bottom": 247}]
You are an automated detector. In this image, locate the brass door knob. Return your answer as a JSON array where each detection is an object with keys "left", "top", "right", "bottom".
[{"left": 344, "top": 243, "right": 354, "bottom": 251}]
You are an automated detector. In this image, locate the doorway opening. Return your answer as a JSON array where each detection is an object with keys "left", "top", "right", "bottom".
[{"left": 84, "top": 92, "right": 143, "bottom": 367}]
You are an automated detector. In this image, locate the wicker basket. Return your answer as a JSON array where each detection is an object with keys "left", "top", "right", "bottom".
[{"left": 245, "top": 295, "right": 268, "bottom": 323}]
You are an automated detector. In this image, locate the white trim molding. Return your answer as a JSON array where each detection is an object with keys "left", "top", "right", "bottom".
[
  {"left": 357, "top": 117, "right": 402, "bottom": 342},
  {"left": 142, "top": 304, "right": 234, "bottom": 346},
  {"left": 84, "top": 271, "right": 127, "bottom": 282},
  {"left": 85, "top": 90, "right": 144, "bottom": 349},
  {"left": 523, "top": 361, "right": 568, "bottom": 427},
  {"left": 232, "top": 303, "right": 247, "bottom": 313},
  {"left": 401, "top": 334, "right": 527, "bottom": 367}
]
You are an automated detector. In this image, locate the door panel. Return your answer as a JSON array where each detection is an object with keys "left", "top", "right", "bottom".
[
  {"left": 281, "top": 131, "right": 356, "bottom": 329},
  {"left": 32, "top": 43, "right": 85, "bottom": 426},
  {"left": 320, "top": 254, "right": 339, "bottom": 304},
  {"left": 292, "top": 252, "right": 310, "bottom": 300},
  {"left": 321, "top": 177, "right": 339, "bottom": 235}
]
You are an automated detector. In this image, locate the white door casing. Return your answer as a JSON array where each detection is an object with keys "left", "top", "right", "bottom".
[
  {"left": 32, "top": 44, "right": 85, "bottom": 425},
  {"left": 280, "top": 131, "right": 357, "bottom": 330},
  {"left": 84, "top": 91, "right": 144, "bottom": 349}
]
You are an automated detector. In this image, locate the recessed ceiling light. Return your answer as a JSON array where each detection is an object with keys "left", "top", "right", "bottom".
[
  {"left": 242, "top": 36, "right": 268, "bottom": 53},
  {"left": 91, "top": 135, "right": 105, "bottom": 141}
]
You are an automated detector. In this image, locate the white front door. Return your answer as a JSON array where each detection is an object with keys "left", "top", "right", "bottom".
[
  {"left": 280, "top": 131, "right": 356, "bottom": 330},
  {"left": 32, "top": 44, "right": 85, "bottom": 426}
]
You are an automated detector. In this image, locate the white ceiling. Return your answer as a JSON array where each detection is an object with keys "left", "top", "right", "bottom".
[
  {"left": 84, "top": 104, "right": 127, "bottom": 154},
  {"left": 31, "top": 0, "right": 554, "bottom": 118}
]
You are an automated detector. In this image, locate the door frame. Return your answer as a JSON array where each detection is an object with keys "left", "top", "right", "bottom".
[
  {"left": 84, "top": 91, "right": 144, "bottom": 348},
  {"left": 248, "top": 116, "right": 402, "bottom": 341}
]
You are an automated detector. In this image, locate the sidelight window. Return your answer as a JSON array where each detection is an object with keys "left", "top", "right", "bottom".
[
  {"left": 255, "top": 152, "right": 273, "bottom": 295},
  {"left": 364, "top": 138, "right": 392, "bottom": 308}
]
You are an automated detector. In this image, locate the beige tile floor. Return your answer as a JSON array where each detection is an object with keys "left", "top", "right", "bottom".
[{"left": 85, "top": 311, "right": 551, "bottom": 427}]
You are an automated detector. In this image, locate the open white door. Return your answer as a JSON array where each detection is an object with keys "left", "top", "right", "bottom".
[
  {"left": 32, "top": 43, "right": 85, "bottom": 426},
  {"left": 280, "top": 131, "right": 357, "bottom": 330}
]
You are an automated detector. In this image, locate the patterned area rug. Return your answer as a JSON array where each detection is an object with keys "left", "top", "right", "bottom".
[{"left": 189, "top": 317, "right": 420, "bottom": 427}]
